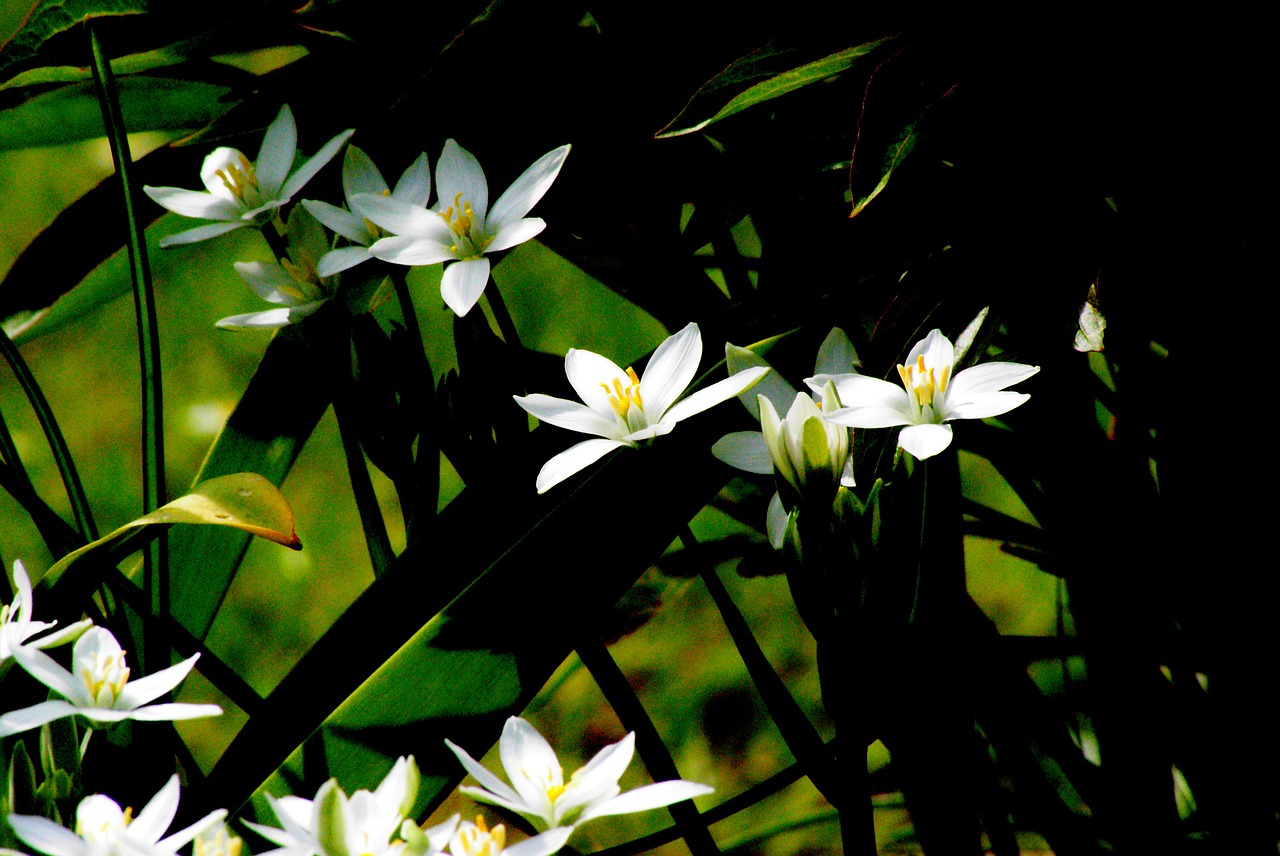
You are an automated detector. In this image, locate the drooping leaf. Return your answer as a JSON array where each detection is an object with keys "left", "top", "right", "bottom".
[
  {"left": 40, "top": 472, "right": 301, "bottom": 591},
  {"left": 848, "top": 83, "right": 955, "bottom": 219},
  {"left": 0, "top": 75, "right": 232, "bottom": 149},
  {"left": 0, "top": 0, "right": 145, "bottom": 78},
  {"left": 656, "top": 38, "right": 894, "bottom": 138}
]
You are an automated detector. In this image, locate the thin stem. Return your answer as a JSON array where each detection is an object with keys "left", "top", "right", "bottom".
[
  {"left": 0, "top": 328, "right": 98, "bottom": 542},
  {"left": 575, "top": 637, "right": 721, "bottom": 856},
  {"left": 89, "top": 22, "right": 167, "bottom": 670},
  {"left": 678, "top": 525, "right": 841, "bottom": 802},
  {"left": 334, "top": 390, "right": 395, "bottom": 577}
]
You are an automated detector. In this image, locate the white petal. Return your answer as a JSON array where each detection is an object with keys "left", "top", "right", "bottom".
[
  {"left": 564, "top": 348, "right": 630, "bottom": 416},
  {"left": 280, "top": 128, "right": 356, "bottom": 201},
  {"left": 444, "top": 739, "right": 523, "bottom": 806},
  {"left": 219, "top": 301, "right": 326, "bottom": 330},
  {"left": 7, "top": 814, "right": 89, "bottom": 856},
  {"left": 640, "top": 323, "right": 702, "bottom": 420},
  {"left": 317, "top": 247, "right": 374, "bottom": 277},
  {"left": 556, "top": 733, "right": 633, "bottom": 818},
  {"left": 158, "top": 220, "right": 245, "bottom": 247},
  {"left": 766, "top": 492, "right": 787, "bottom": 549},
  {"left": 440, "top": 258, "right": 491, "bottom": 317},
  {"left": 661, "top": 366, "right": 768, "bottom": 426},
  {"left": 118, "top": 654, "right": 201, "bottom": 707},
  {"left": 157, "top": 810, "right": 227, "bottom": 853},
  {"left": 129, "top": 702, "right": 222, "bottom": 721},
  {"left": 391, "top": 153, "right": 432, "bottom": 207},
  {"left": 342, "top": 145, "right": 389, "bottom": 201},
  {"left": 513, "top": 393, "right": 618, "bottom": 438},
  {"left": 898, "top": 423, "right": 954, "bottom": 459},
  {"left": 576, "top": 780, "right": 714, "bottom": 824},
  {"left": 27, "top": 618, "right": 93, "bottom": 650},
  {"left": 501, "top": 827, "right": 572, "bottom": 856},
  {"left": 0, "top": 699, "right": 79, "bottom": 737},
  {"left": 368, "top": 235, "right": 457, "bottom": 267},
  {"left": 11, "top": 644, "right": 82, "bottom": 701},
  {"left": 486, "top": 144, "right": 570, "bottom": 228},
  {"left": 434, "top": 140, "right": 488, "bottom": 225},
  {"left": 485, "top": 217, "right": 545, "bottom": 253},
  {"left": 536, "top": 438, "right": 629, "bottom": 493},
  {"left": 302, "top": 199, "right": 371, "bottom": 245},
  {"left": 132, "top": 775, "right": 181, "bottom": 843},
  {"left": 824, "top": 402, "right": 913, "bottom": 429},
  {"left": 944, "top": 391, "right": 1031, "bottom": 421},
  {"left": 12, "top": 560, "right": 34, "bottom": 620},
  {"left": 454, "top": 785, "right": 538, "bottom": 821},
  {"left": 945, "top": 362, "right": 1040, "bottom": 398},
  {"left": 199, "top": 147, "right": 251, "bottom": 199},
  {"left": 142, "top": 187, "right": 242, "bottom": 221},
  {"left": 711, "top": 431, "right": 774, "bottom": 474},
  {"left": 822, "top": 375, "right": 912, "bottom": 427},
  {"left": 256, "top": 105, "right": 299, "bottom": 196},
  {"left": 907, "top": 329, "right": 954, "bottom": 372},
  {"left": 500, "top": 718, "right": 563, "bottom": 811},
  {"left": 356, "top": 194, "right": 454, "bottom": 241},
  {"left": 814, "top": 327, "right": 859, "bottom": 375},
  {"left": 235, "top": 262, "right": 307, "bottom": 306}
]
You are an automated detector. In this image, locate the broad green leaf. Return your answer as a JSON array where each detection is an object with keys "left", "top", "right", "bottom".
[
  {"left": 0, "top": 0, "right": 144, "bottom": 78},
  {"left": 656, "top": 38, "right": 893, "bottom": 138},
  {"left": 0, "top": 76, "right": 230, "bottom": 149},
  {"left": 40, "top": 472, "right": 301, "bottom": 589},
  {"left": 1, "top": 41, "right": 194, "bottom": 91},
  {"left": 848, "top": 85, "right": 954, "bottom": 219}
]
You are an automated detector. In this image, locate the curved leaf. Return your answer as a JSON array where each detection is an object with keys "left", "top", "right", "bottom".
[{"left": 0, "top": 0, "right": 144, "bottom": 78}]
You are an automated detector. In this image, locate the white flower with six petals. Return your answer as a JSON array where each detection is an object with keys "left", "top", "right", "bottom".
[
  {"left": 143, "top": 105, "right": 354, "bottom": 247},
  {"left": 513, "top": 323, "right": 768, "bottom": 493},
  {"left": 445, "top": 716, "right": 713, "bottom": 833},
  {"left": 1, "top": 560, "right": 91, "bottom": 672},
  {"left": 822, "top": 328, "right": 1039, "bottom": 460},
  {"left": 0, "top": 626, "right": 221, "bottom": 737},
  {"left": 354, "top": 139, "right": 570, "bottom": 317}
]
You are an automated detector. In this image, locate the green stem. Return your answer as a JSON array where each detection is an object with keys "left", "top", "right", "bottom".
[
  {"left": 0, "top": 328, "right": 98, "bottom": 542},
  {"left": 678, "top": 526, "right": 841, "bottom": 802},
  {"left": 89, "top": 22, "right": 167, "bottom": 669},
  {"left": 575, "top": 638, "right": 721, "bottom": 856},
  {"left": 333, "top": 390, "right": 395, "bottom": 577}
]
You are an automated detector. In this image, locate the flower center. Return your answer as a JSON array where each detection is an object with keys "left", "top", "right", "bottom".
[
  {"left": 439, "top": 193, "right": 493, "bottom": 259},
  {"left": 456, "top": 817, "right": 505, "bottom": 856},
  {"left": 81, "top": 647, "right": 130, "bottom": 707},
  {"left": 195, "top": 828, "right": 243, "bottom": 856},
  {"left": 897, "top": 354, "right": 950, "bottom": 409},
  {"left": 601, "top": 367, "right": 643, "bottom": 418},
  {"left": 77, "top": 803, "right": 131, "bottom": 844},
  {"left": 216, "top": 154, "right": 266, "bottom": 210}
]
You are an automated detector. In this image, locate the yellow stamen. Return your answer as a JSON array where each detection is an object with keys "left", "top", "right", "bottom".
[
  {"left": 547, "top": 783, "right": 566, "bottom": 802},
  {"left": 601, "top": 367, "right": 644, "bottom": 417}
]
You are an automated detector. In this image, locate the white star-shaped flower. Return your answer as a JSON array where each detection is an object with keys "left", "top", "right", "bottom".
[
  {"left": 446, "top": 717, "right": 713, "bottom": 833},
  {"left": 354, "top": 139, "right": 570, "bottom": 317},
  {"left": 822, "top": 327, "right": 1039, "bottom": 459},
  {"left": 0, "top": 626, "right": 220, "bottom": 737},
  {"left": 1, "top": 560, "right": 91, "bottom": 672},
  {"left": 144, "top": 105, "right": 353, "bottom": 247},
  {"left": 513, "top": 323, "right": 768, "bottom": 493}
]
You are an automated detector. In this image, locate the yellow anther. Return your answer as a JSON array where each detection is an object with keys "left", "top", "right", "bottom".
[
  {"left": 602, "top": 367, "right": 644, "bottom": 417},
  {"left": 547, "top": 783, "right": 566, "bottom": 802},
  {"left": 122, "top": 807, "right": 133, "bottom": 826}
]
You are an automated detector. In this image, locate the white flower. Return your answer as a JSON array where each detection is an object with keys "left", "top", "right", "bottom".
[
  {"left": 445, "top": 716, "right": 713, "bottom": 833},
  {"left": 1, "top": 560, "right": 91, "bottom": 670},
  {"left": 447, "top": 818, "right": 570, "bottom": 856},
  {"left": 6, "top": 774, "right": 225, "bottom": 856},
  {"left": 218, "top": 205, "right": 333, "bottom": 330},
  {"left": 144, "top": 105, "right": 354, "bottom": 247},
  {"left": 302, "top": 145, "right": 432, "bottom": 277},
  {"left": 354, "top": 140, "right": 570, "bottom": 317},
  {"left": 513, "top": 322, "right": 768, "bottom": 493},
  {"left": 711, "top": 329, "right": 858, "bottom": 546},
  {"left": 0, "top": 627, "right": 221, "bottom": 737},
  {"left": 245, "top": 757, "right": 441, "bottom": 856},
  {"left": 822, "top": 328, "right": 1039, "bottom": 460}
]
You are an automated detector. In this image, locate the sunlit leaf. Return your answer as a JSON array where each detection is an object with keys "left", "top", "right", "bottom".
[
  {"left": 41, "top": 472, "right": 301, "bottom": 589},
  {"left": 1073, "top": 282, "right": 1106, "bottom": 352},
  {"left": 657, "top": 38, "right": 894, "bottom": 138},
  {"left": 0, "top": 0, "right": 145, "bottom": 78},
  {"left": 0, "top": 76, "right": 230, "bottom": 149}
]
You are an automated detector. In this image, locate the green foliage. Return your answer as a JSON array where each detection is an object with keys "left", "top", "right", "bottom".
[{"left": 0, "top": 0, "right": 144, "bottom": 77}]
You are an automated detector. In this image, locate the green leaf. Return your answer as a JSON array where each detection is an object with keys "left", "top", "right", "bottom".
[
  {"left": 1, "top": 40, "right": 195, "bottom": 91},
  {"left": 0, "top": 0, "right": 145, "bottom": 78},
  {"left": 848, "top": 84, "right": 954, "bottom": 219},
  {"left": 656, "top": 38, "right": 894, "bottom": 138},
  {"left": 0, "top": 76, "right": 230, "bottom": 149},
  {"left": 40, "top": 472, "right": 301, "bottom": 590},
  {"left": 7, "top": 740, "right": 38, "bottom": 816}
]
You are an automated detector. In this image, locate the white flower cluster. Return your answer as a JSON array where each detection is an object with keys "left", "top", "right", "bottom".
[{"left": 143, "top": 105, "right": 570, "bottom": 324}]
